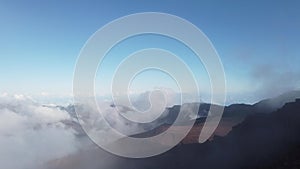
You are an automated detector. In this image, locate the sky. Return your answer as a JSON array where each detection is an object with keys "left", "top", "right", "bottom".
[{"left": 0, "top": 0, "right": 300, "bottom": 104}]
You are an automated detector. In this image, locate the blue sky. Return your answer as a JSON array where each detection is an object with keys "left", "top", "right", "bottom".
[{"left": 0, "top": 0, "right": 300, "bottom": 103}]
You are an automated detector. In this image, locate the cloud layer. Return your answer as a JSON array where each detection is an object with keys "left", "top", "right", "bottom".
[{"left": 0, "top": 95, "right": 79, "bottom": 169}]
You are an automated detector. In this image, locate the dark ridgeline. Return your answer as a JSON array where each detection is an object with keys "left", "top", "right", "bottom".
[
  {"left": 107, "top": 98, "right": 300, "bottom": 169},
  {"left": 118, "top": 99, "right": 300, "bottom": 169},
  {"left": 47, "top": 98, "right": 300, "bottom": 169}
]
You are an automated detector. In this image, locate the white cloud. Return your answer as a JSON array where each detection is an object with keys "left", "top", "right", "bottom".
[{"left": 0, "top": 94, "right": 79, "bottom": 169}]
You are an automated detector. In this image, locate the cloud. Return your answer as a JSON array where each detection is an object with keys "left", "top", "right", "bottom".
[
  {"left": 0, "top": 95, "right": 80, "bottom": 169},
  {"left": 75, "top": 98, "right": 166, "bottom": 140},
  {"left": 0, "top": 91, "right": 203, "bottom": 169},
  {"left": 72, "top": 89, "right": 184, "bottom": 144},
  {"left": 250, "top": 64, "right": 300, "bottom": 99}
]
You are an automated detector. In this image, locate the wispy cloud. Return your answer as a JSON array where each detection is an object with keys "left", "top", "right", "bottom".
[{"left": 250, "top": 64, "right": 300, "bottom": 99}]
